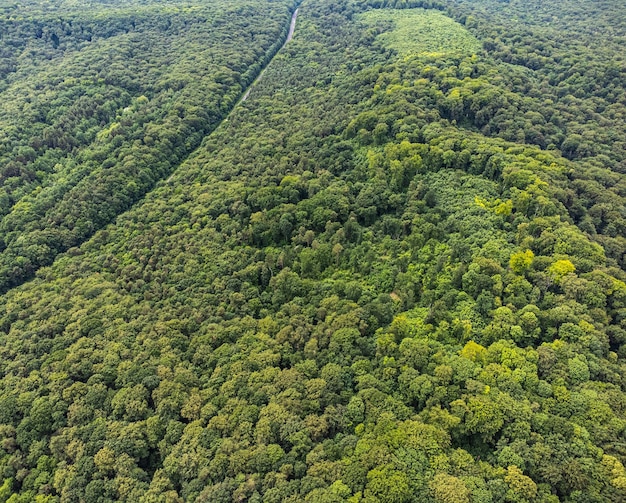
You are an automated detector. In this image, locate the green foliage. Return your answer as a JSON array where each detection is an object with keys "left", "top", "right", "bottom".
[
  {"left": 548, "top": 259, "right": 576, "bottom": 282},
  {"left": 0, "top": 0, "right": 624, "bottom": 501},
  {"left": 359, "top": 8, "right": 481, "bottom": 56},
  {"left": 0, "top": 0, "right": 298, "bottom": 292},
  {"left": 509, "top": 250, "right": 534, "bottom": 275},
  {"left": 430, "top": 473, "right": 470, "bottom": 503}
]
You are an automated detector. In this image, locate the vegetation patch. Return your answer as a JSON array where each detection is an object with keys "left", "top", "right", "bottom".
[{"left": 359, "top": 8, "right": 481, "bottom": 56}]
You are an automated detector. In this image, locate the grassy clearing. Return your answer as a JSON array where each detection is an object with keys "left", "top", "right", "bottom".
[{"left": 359, "top": 8, "right": 481, "bottom": 57}]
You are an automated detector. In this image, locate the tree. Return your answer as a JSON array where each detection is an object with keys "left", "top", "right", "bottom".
[
  {"left": 509, "top": 250, "right": 534, "bottom": 275},
  {"left": 429, "top": 473, "right": 470, "bottom": 503}
]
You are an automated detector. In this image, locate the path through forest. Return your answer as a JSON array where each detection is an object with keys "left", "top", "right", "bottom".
[
  {"left": 166, "top": 7, "right": 299, "bottom": 184},
  {"left": 240, "top": 7, "right": 300, "bottom": 103}
]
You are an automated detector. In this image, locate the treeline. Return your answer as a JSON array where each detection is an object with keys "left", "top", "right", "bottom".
[
  {"left": 0, "top": 0, "right": 297, "bottom": 292},
  {"left": 0, "top": 0, "right": 625, "bottom": 501}
]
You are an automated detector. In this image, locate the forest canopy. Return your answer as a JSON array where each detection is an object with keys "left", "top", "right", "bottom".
[
  {"left": 0, "top": 0, "right": 626, "bottom": 501},
  {"left": 0, "top": 0, "right": 296, "bottom": 292}
]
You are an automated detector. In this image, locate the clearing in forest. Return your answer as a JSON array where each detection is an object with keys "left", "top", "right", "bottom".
[{"left": 359, "top": 8, "right": 481, "bottom": 57}]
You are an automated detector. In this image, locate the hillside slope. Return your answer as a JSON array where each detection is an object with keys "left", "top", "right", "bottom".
[
  {"left": 1, "top": 0, "right": 626, "bottom": 501},
  {"left": 0, "top": 0, "right": 297, "bottom": 292}
]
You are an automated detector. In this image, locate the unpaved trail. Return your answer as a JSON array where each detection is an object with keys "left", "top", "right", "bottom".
[
  {"left": 241, "top": 7, "right": 299, "bottom": 103},
  {"left": 166, "top": 7, "right": 300, "bottom": 184},
  {"left": 287, "top": 7, "right": 299, "bottom": 42}
]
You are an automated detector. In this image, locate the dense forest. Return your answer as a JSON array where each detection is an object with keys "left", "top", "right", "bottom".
[
  {"left": 0, "top": 0, "right": 626, "bottom": 501},
  {"left": 0, "top": 0, "right": 296, "bottom": 292}
]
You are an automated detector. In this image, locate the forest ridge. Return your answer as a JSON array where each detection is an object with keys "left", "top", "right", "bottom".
[{"left": 0, "top": 0, "right": 626, "bottom": 502}]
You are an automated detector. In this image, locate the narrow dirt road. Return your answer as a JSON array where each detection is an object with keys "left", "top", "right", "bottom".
[
  {"left": 286, "top": 7, "right": 299, "bottom": 42},
  {"left": 241, "top": 7, "right": 299, "bottom": 102},
  {"left": 166, "top": 7, "right": 299, "bottom": 184}
]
